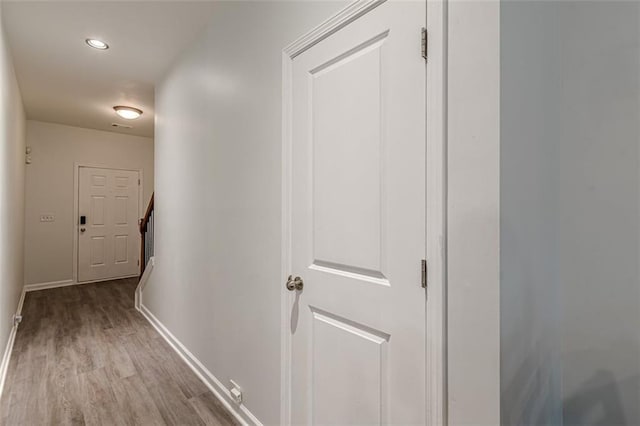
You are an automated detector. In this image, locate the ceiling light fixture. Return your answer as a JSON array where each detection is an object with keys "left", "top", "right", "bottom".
[
  {"left": 85, "top": 38, "right": 109, "bottom": 50},
  {"left": 113, "top": 106, "right": 143, "bottom": 120}
]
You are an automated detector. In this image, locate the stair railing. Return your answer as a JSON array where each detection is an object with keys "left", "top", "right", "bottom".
[{"left": 139, "top": 193, "right": 154, "bottom": 279}]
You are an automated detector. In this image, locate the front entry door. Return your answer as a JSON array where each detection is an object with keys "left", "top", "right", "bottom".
[
  {"left": 288, "top": 1, "right": 427, "bottom": 424},
  {"left": 78, "top": 167, "right": 140, "bottom": 283}
]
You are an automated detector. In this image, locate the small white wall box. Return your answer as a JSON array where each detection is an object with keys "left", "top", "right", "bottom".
[{"left": 230, "top": 380, "right": 243, "bottom": 404}]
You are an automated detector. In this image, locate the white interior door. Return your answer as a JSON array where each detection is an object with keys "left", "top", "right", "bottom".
[
  {"left": 288, "top": 1, "right": 427, "bottom": 424},
  {"left": 78, "top": 167, "right": 140, "bottom": 283}
]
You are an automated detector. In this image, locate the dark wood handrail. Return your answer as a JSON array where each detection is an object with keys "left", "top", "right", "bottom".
[
  {"left": 140, "top": 193, "right": 154, "bottom": 234},
  {"left": 140, "top": 193, "right": 154, "bottom": 279}
]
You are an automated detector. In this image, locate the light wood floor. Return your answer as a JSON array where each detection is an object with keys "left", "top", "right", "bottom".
[{"left": 0, "top": 278, "right": 238, "bottom": 426}]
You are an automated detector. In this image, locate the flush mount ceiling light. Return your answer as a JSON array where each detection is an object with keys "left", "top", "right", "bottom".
[
  {"left": 85, "top": 38, "right": 109, "bottom": 50},
  {"left": 113, "top": 106, "right": 143, "bottom": 120}
]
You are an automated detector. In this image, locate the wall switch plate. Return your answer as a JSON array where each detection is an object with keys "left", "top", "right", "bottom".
[
  {"left": 229, "top": 380, "right": 243, "bottom": 404},
  {"left": 40, "top": 214, "right": 55, "bottom": 222}
]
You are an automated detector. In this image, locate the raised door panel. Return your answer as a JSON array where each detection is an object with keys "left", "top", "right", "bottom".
[
  {"left": 91, "top": 196, "right": 106, "bottom": 226},
  {"left": 115, "top": 176, "right": 130, "bottom": 189},
  {"left": 114, "top": 235, "right": 128, "bottom": 264},
  {"left": 90, "top": 236, "right": 106, "bottom": 266},
  {"left": 311, "top": 33, "right": 387, "bottom": 285},
  {"left": 91, "top": 174, "right": 106, "bottom": 187},
  {"left": 114, "top": 196, "right": 129, "bottom": 226},
  {"left": 311, "top": 308, "right": 389, "bottom": 425}
]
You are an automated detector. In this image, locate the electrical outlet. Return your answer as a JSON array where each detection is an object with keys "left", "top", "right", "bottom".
[
  {"left": 229, "top": 380, "right": 243, "bottom": 404},
  {"left": 40, "top": 214, "right": 55, "bottom": 222}
]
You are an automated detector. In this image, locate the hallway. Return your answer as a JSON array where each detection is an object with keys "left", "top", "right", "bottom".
[{"left": 0, "top": 279, "right": 237, "bottom": 426}]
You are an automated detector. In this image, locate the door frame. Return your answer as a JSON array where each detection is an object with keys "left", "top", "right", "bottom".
[
  {"left": 279, "top": 0, "right": 448, "bottom": 424},
  {"left": 72, "top": 162, "right": 145, "bottom": 284}
]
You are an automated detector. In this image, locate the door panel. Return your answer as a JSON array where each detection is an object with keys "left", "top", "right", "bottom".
[
  {"left": 91, "top": 174, "right": 106, "bottom": 187},
  {"left": 78, "top": 167, "right": 140, "bottom": 282},
  {"left": 90, "top": 236, "right": 105, "bottom": 266},
  {"left": 115, "top": 176, "right": 130, "bottom": 188},
  {"left": 311, "top": 308, "right": 390, "bottom": 426},
  {"left": 311, "top": 32, "right": 385, "bottom": 277},
  {"left": 115, "top": 196, "right": 129, "bottom": 225},
  {"left": 114, "top": 235, "right": 129, "bottom": 264},
  {"left": 91, "top": 196, "right": 106, "bottom": 225},
  {"left": 289, "top": 2, "right": 426, "bottom": 425}
]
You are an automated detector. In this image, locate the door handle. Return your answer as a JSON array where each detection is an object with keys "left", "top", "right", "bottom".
[
  {"left": 286, "top": 275, "right": 304, "bottom": 291},
  {"left": 80, "top": 228, "right": 86, "bottom": 233}
]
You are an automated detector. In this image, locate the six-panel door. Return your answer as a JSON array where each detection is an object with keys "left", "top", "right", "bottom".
[{"left": 78, "top": 167, "right": 140, "bottom": 282}]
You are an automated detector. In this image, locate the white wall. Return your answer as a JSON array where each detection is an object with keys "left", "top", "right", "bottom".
[
  {"left": 556, "top": 3, "right": 640, "bottom": 424},
  {"left": 24, "top": 120, "right": 153, "bottom": 285},
  {"left": 146, "top": 2, "right": 345, "bottom": 424},
  {"left": 500, "top": 1, "right": 563, "bottom": 424},
  {"left": 0, "top": 3, "right": 26, "bottom": 360},
  {"left": 501, "top": 2, "right": 640, "bottom": 425},
  {"left": 447, "top": 1, "right": 501, "bottom": 424}
]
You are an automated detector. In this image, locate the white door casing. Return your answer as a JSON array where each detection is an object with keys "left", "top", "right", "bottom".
[
  {"left": 78, "top": 167, "right": 140, "bottom": 282},
  {"left": 283, "top": 1, "right": 430, "bottom": 424}
]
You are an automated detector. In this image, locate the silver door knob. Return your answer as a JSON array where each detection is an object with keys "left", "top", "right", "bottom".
[{"left": 286, "top": 275, "right": 304, "bottom": 291}]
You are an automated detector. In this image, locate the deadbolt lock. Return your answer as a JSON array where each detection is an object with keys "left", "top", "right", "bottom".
[{"left": 286, "top": 275, "right": 304, "bottom": 292}]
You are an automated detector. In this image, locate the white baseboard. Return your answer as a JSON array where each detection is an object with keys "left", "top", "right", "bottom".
[
  {"left": 15, "top": 288, "right": 26, "bottom": 319},
  {"left": 138, "top": 303, "right": 262, "bottom": 426},
  {"left": 135, "top": 257, "right": 154, "bottom": 310},
  {"left": 24, "top": 275, "right": 140, "bottom": 293},
  {"left": 0, "top": 288, "right": 26, "bottom": 398},
  {"left": 24, "top": 279, "right": 75, "bottom": 292}
]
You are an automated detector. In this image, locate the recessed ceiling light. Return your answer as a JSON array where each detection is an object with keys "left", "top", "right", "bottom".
[
  {"left": 86, "top": 38, "right": 109, "bottom": 50},
  {"left": 113, "top": 106, "right": 143, "bottom": 120}
]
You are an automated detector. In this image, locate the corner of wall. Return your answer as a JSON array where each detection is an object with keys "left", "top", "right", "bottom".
[
  {"left": 447, "top": 0, "right": 501, "bottom": 424},
  {"left": 0, "top": 0, "right": 28, "bottom": 400}
]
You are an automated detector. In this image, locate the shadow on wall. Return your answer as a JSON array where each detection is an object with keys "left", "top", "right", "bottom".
[
  {"left": 501, "top": 1, "right": 640, "bottom": 425},
  {"left": 563, "top": 370, "right": 634, "bottom": 426},
  {"left": 501, "top": 341, "right": 562, "bottom": 426},
  {"left": 556, "top": 2, "right": 640, "bottom": 425}
]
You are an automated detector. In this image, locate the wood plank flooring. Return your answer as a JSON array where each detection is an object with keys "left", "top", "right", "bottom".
[{"left": 0, "top": 278, "right": 238, "bottom": 426}]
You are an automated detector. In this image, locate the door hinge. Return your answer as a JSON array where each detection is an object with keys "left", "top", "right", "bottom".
[
  {"left": 421, "top": 27, "right": 427, "bottom": 61},
  {"left": 421, "top": 259, "right": 427, "bottom": 288},
  {"left": 138, "top": 179, "right": 141, "bottom": 185}
]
